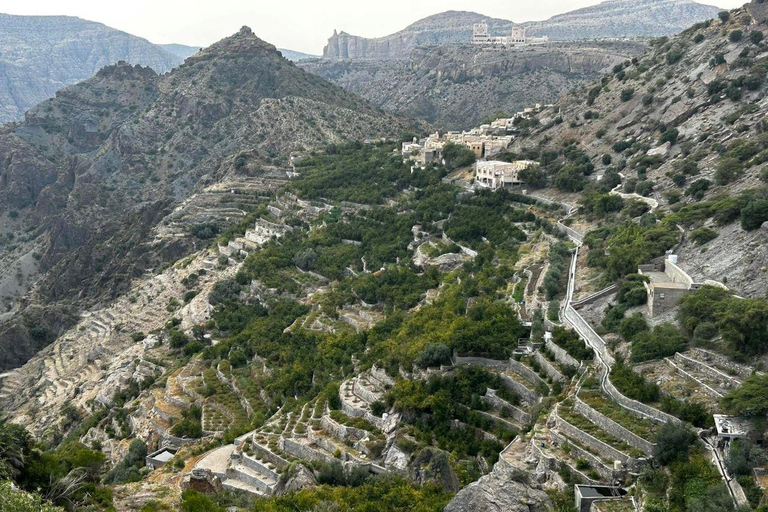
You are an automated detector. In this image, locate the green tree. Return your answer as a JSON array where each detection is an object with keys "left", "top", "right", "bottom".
[
  {"left": 722, "top": 374, "right": 768, "bottom": 417},
  {"left": 654, "top": 421, "right": 697, "bottom": 465}
]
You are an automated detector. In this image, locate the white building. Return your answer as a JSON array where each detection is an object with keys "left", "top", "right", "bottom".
[
  {"left": 475, "top": 160, "right": 537, "bottom": 189},
  {"left": 472, "top": 22, "right": 548, "bottom": 46}
]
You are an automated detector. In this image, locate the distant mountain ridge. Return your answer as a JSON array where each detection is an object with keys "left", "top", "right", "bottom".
[
  {"left": 158, "top": 43, "right": 201, "bottom": 59},
  {"left": 322, "top": 0, "right": 722, "bottom": 59},
  {"left": 0, "top": 13, "right": 183, "bottom": 123}
]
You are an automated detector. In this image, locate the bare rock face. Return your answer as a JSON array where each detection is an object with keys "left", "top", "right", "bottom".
[
  {"left": 444, "top": 459, "right": 552, "bottom": 512},
  {"left": 0, "top": 14, "right": 183, "bottom": 124},
  {"left": 303, "top": 42, "right": 644, "bottom": 129},
  {"left": 409, "top": 448, "right": 461, "bottom": 493},
  {"left": 322, "top": 0, "right": 720, "bottom": 60}
]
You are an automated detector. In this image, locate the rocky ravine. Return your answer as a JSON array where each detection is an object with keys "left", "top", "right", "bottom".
[{"left": 302, "top": 41, "right": 646, "bottom": 129}]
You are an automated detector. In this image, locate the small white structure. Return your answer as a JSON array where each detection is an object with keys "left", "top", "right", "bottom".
[
  {"left": 475, "top": 160, "right": 536, "bottom": 189},
  {"left": 472, "top": 23, "right": 548, "bottom": 46},
  {"left": 714, "top": 415, "right": 750, "bottom": 441}
]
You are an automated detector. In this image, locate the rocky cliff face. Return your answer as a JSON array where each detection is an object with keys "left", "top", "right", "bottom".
[
  {"left": 524, "top": 0, "right": 721, "bottom": 40},
  {"left": 302, "top": 41, "right": 645, "bottom": 129},
  {"left": 0, "top": 14, "right": 183, "bottom": 123},
  {"left": 323, "top": 11, "right": 513, "bottom": 60},
  {"left": 322, "top": 0, "right": 721, "bottom": 60},
  {"left": 0, "top": 26, "right": 413, "bottom": 370}
]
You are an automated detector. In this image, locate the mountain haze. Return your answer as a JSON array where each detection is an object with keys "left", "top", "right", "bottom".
[{"left": 0, "top": 13, "right": 184, "bottom": 123}]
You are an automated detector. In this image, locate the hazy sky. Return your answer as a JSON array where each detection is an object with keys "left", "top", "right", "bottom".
[{"left": 0, "top": 0, "right": 745, "bottom": 54}]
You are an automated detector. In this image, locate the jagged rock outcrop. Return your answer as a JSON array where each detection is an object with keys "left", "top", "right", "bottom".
[
  {"left": 321, "top": 0, "right": 720, "bottom": 60},
  {"left": 323, "top": 11, "right": 513, "bottom": 60},
  {"left": 303, "top": 41, "right": 645, "bottom": 129},
  {"left": 0, "top": 26, "right": 414, "bottom": 370},
  {"left": 444, "top": 458, "right": 552, "bottom": 512},
  {"left": 0, "top": 14, "right": 183, "bottom": 123}
]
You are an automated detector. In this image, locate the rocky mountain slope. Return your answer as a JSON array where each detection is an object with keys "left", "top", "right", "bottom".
[
  {"left": 525, "top": 0, "right": 721, "bottom": 40},
  {"left": 302, "top": 41, "right": 645, "bottom": 129},
  {"left": 503, "top": 1, "right": 768, "bottom": 297},
  {"left": 321, "top": 0, "right": 721, "bottom": 60},
  {"left": 323, "top": 11, "right": 511, "bottom": 60},
  {"left": 0, "top": 26, "right": 413, "bottom": 371},
  {"left": 0, "top": 14, "right": 184, "bottom": 123},
  {"left": 159, "top": 43, "right": 201, "bottom": 59}
]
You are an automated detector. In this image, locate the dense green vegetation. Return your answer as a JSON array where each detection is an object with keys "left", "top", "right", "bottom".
[{"left": 678, "top": 286, "right": 768, "bottom": 360}]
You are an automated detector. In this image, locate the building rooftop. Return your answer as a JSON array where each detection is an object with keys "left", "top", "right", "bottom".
[
  {"left": 714, "top": 414, "right": 750, "bottom": 439},
  {"left": 645, "top": 271, "right": 688, "bottom": 288}
]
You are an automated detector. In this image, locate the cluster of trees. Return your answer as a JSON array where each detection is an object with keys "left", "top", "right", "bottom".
[
  {"left": 678, "top": 286, "right": 768, "bottom": 360},
  {"left": 388, "top": 366, "right": 512, "bottom": 463},
  {"left": 0, "top": 419, "right": 116, "bottom": 510},
  {"left": 584, "top": 222, "right": 680, "bottom": 281},
  {"left": 551, "top": 326, "right": 593, "bottom": 361},
  {"left": 543, "top": 243, "right": 570, "bottom": 301}
]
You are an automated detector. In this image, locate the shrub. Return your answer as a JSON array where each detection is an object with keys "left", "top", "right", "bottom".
[
  {"left": 694, "top": 34, "right": 705, "bottom": 43},
  {"left": 741, "top": 199, "right": 768, "bottom": 230},
  {"left": 602, "top": 154, "right": 612, "bottom": 165},
  {"left": 722, "top": 374, "right": 768, "bottom": 417},
  {"left": 715, "top": 157, "right": 743, "bottom": 185},
  {"left": 659, "top": 128, "right": 679, "bottom": 145},
  {"left": 620, "top": 88, "right": 635, "bottom": 102},
  {"left": 619, "top": 313, "right": 649, "bottom": 341},
  {"left": 729, "top": 30, "right": 743, "bottom": 43},
  {"left": 718, "top": 11, "right": 730, "bottom": 22},
  {"left": 630, "top": 323, "right": 688, "bottom": 363},
  {"left": 654, "top": 421, "right": 698, "bottom": 465},
  {"left": 750, "top": 31, "right": 764, "bottom": 45},
  {"left": 414, "top": 343, "right": 452, "bottom": 368},
  {"left": 689, "top": 227, "right": 718, "bottom": 245}
]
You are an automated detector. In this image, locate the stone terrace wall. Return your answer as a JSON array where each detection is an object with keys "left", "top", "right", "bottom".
[
  {"left": 532, "top": 351, "right": 566, "bottom": 382},
  {"left": 603, "top": 371, "right": 680, "bottom": 425},
  {"left": 573, "top": 396, "right": 655, "bottom": 455},
  {"left": 252, "top": 442, "right": 289, "bottom": 469},
  {"left": 453, "top": 355, "right": 508, "bottom": 369},
  {"left": 242, "top": 452, "right": 281, "bottom": 481},
  {"left": 549, "top": 430, "right": 615, "bottom": 481},
  {"left": 483, "top": 389, "right": 533, "bottom": 424},
  {"left": 280, "top": 438, "right": 336, "bottom": 465},
  {"left": 554, "top": 408, "right": 632, "bottom": 465},
  {"left": 545, "top": 338, "right": 580, "bottom": 368},
  {"left": 508, "top": 357, "right": 547, "bottom": 387},
  {"left": 500, "top": 373, "right": 540, "bottom": 403},
  {"left": 689, "top": 348, "right": 756, "bottom": 381},
  {"left": 571, "top": 284, "right": 618, "bottom": 308}
]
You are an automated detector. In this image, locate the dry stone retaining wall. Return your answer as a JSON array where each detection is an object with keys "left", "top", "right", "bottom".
[
  {"left": 573, "top": 396, "right": 654, "bottom": 455},
  {"left": 532, "top": 351, "right": 566, "bottom": 382},
  {"left": 508, "top": 357, "right": 547, "bottom": 387},
  {"left": 554, "top": 409, "right": 631, "bottom": 465},
  {"left": 252, "top": 442, "right": 288, "bottom": 469},
  {"left": 500, "top": 373, "right": 540, "bottom": 403},
  {"left": 602, "top": 372, "right": 680, "bottom": 425},
  {"left": 545, "top": 338, "right": 580, "bottom": 368},
  {"left": 482, "top": 389, "right": 532, "bottom": 424}
]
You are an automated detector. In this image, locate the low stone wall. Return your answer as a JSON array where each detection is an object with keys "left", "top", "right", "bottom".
[
  {"left": 508, "top": 358, "right": 547, "bottom": 388},
  {"left": 573, "top": 397, "right": 655, "bottom": 455},
  {"left": 321, "top": 415, "right": 369, "bottom": 443},
  {"left": 685, "top": 350, "right": 749, "bottom": 383},
  {"left": 242, "top": 452, "right": 280, "bottom": 481},
  {"left": 482, "top": 389, "right": 533, "bottom": 424},
  {"left": 571, "top": 284, "right": 618, "bottom": 308},
  {"left": 475, "top": 409, "right": 520, "bottom": 432},
  {"left": 252, "top": 442, "right": 288, "bottom": 469},
  {"left": 545, "top": 338, "right": 580, "bottom": 368},
  {"left": 369, "top": 365, "right": 395, "bottom": 388},
  {"left": 532, "top": 351, "right": 566, "bottom": 383},
  {"left": 556, "top": 222, "right": 584, "bottom": 244},
  {"left": 549, "top": 430, "right": 615, "bottom": 481},
  {"left": 280, "top": 438, "right": 336, "bottom": 465},
  {"left": 603, "top": 372, "right": 680, "bottom": 425},
  {"left": 675, "top": 349, "right": 748, "bottom": 387},
  {"left": 352, "top": 378, "right": 380, "bottom": 404},
  {"left": 161, "top": 432, "right": 202, "bottom": 449},
  {"left": 665, "top": 358, "right": 723, "bottom": 398},
  {"left": 453, "top": 355, "right": 508, "bottom": 369},
  {"left": 554, "top": 409, "right": 631, "bottom": 465},
  {"left": 500, "top": 373, "right": 540, "bottom": 404}
]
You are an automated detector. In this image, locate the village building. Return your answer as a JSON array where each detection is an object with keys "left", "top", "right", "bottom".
[
  {"left": 574, "top": 485, "right": 630, "bottom": 512},
  {"left": 475, "top": 160, "right": 536, "bottom": 189},
  {"left": 638, "top": 255, "right": 705, "bottom": 317},
  {"left": 471, "top": 22, "right": 549, "bottom": 46}
]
